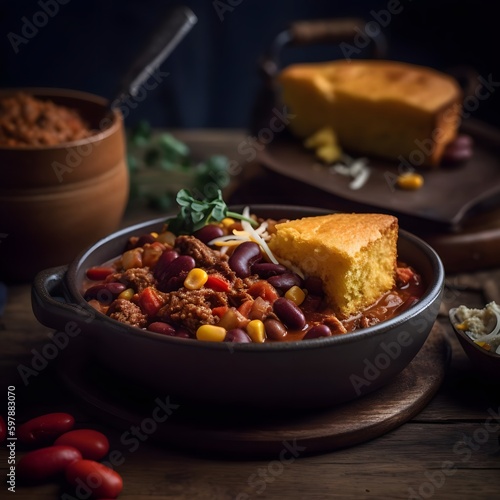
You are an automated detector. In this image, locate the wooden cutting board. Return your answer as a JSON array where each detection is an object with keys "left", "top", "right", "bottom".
[{"left": 57, "top": 323, "right": 449, "bottom": 457}]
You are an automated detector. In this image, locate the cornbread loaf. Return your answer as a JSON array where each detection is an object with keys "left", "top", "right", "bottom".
[
  {"left": 268, "top": 213, "right": 398, "bottom": 318},
  {"left": 278, "top": 60, "right": 462, "bottom": 166}
]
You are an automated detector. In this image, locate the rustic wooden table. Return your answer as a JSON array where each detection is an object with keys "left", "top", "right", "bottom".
[{"left": 1, "top": 130, "right": 500, "bottom": 499}]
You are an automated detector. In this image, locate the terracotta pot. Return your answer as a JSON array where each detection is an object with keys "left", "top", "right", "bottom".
[{"left": 0, "top": 88, "right": 129, "bottom": 282}]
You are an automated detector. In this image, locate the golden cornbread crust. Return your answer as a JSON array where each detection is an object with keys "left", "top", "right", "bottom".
[
  {"left": 278, "top": 59, "right": 462, "bottom": 166},
  {"left": 268, "top": 213, "right": 398, "bottom": 318}
]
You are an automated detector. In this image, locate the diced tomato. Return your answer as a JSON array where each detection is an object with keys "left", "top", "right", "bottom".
[
  {"left": 237, "top": 300, "right": 254, "bottom": 318},
  {"left": 205, "top": 274, "right": 231, "bottom": 292},
  {"left": 86, "top": 266, "right": 115, "bottom": 281},
  {"left": 139, "top": 287, "right": 165, "bottom": 316},
  {"left": 212, "top": 306, "right": 229, "bottom": 318},
  {"left": 247, "top": 280, "right": 279, "bottom": 303}
]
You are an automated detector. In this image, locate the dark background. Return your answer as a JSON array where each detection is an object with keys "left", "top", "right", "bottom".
[{"left": 0, "top": 0, "right": 498, "bottom": 129}]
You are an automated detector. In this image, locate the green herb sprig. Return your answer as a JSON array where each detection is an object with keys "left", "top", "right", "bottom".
[
  {"left": 127, "top": 121, "right": 230, "bottom": 211},
  {"left": 166, "top": 189, "right": 257, "bottom": 235}
]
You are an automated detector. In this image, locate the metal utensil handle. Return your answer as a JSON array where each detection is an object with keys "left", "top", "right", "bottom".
[{"left": 115, "top": 5, "right": 197, "bottom": 101}]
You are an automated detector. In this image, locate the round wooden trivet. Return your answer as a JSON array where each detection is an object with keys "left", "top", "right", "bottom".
[{"left": 58, "top": 323, "right": 449, "bottom": 458}]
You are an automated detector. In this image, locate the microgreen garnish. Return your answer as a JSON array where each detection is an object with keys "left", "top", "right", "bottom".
[{"left": 166, "top": 189, "right": 258, "bottom": 235}]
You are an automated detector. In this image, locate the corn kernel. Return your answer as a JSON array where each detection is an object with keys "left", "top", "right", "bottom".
[
  {"left": 285, "top": 286, "right": 306, "bottom": 306},
  {"left": 475, "top": 340, "right": 492, "bottom": 351},
  {"left": 247, "top": 319, "right": 266, "bottom": 343},
  {"left": 150, "top": 232, "right": 159, "bottom": 238},
  {"left": 118, "top": 288, "right": 135, "bottom": 301},
  {"left": 196, "top": 324, "right": 226, "bottom": 342},
  {"left": 184, "top": 268, "right": 208, "bottom": 290},
  {"left": 221, "top": 218, "right": 235, "bottom": 228},
  {"left": 396, "top": 172, "right": 424, "bottom": 190},
  {"left": 316, "top": 144, "right": 342, "bottom": 164},
  {"left": 455, "top": 322, "right": 468, "bottom": 330},
  {"left": 304, "top": 127, "right": 343, "bottom": 164}
]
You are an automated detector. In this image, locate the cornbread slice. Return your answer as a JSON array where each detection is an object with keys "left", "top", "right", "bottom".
[
  {"left": 278, "top": 59, "right": 462, "bottom": 166},
  {"left": 268, "top": 213, "right": 398, "bottom": 318}
]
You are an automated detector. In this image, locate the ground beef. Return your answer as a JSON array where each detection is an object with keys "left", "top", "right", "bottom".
[
  {"left": 174, "top": 236, "right": 249, "bottom": 289},
  {"left": 175, "top": 235, "right": 219, "bottom": 267},
  {"left": 211, "top": 259, "right": 238, "bottom": 284},
  {"left": 158, "top": 288, "right": 227, "bottom": 332},
  {"left": 107, "top": 299, "right": 147, "bottom": 328},
  {"left": 0, "top": 92, "right": 93, "bottom": 146},
  {"left": 112, "top": 268, "right": 156, "bottom": 293}
]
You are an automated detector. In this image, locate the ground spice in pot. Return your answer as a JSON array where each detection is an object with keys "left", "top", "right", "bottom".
[{"left": 0, "top": 92, "right": 93, "bottom": 146}]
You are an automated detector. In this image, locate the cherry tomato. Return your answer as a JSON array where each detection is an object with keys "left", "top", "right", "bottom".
[
  {"left": 18, "top": 412, "right": 75, "bottom": 445},
  {"left": 54, "top": 429, "right": 110, "bottom": 461},
  {"left": 65, "top": 460, "right": 123, "bottom": 499},
  {"left": 18, "top": 445, "right": 82, "bottom": 482},
  {"left": 0, "top": 415, "right": 6, "bottom": 443}
]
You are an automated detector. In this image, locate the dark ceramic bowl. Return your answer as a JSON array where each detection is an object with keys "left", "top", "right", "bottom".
[
  {"left": 449, "top": 307, "right": 500, "bottom": 379},
  {"left": 32, "top": 206, "right": 444, "bottom": 409}
]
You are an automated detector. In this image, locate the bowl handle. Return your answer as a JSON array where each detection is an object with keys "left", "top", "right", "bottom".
[
  {"left": 31, "top": 266, "right": 95, "bottom": 331},
  {"left": 258, "top": 17, "right": 387, "bottom": 81}
]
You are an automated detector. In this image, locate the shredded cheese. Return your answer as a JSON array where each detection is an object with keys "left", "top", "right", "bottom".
[
  {"left": 208, "top": 207, "right": 279, "bottom": 265},
  {"left": 452, "top": 302, "right": 500, "bottom": 355},
  {"left": 330, "top": 155, "right": 371, "bottom": 190}
]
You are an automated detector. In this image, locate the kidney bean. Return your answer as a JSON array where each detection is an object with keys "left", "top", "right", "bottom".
[
  {"left": 442, "top": 134, "right": 473, "bottom": 164},
  {"left": 18, "top": 445, "right": 82, "bottom": 482},
  {"left": 85, "top": 266, "right": 115, "bottom": 281},
  {"left": 157, "top": 255, "right": 196, "bottom": 291},
  {"left": 229, "top": 241, "right": 262, "bottom": 278},
  {"left": 303, "top": 276, "right": 324, "bottom": 296},
  {"left": 18, "top": 412, "right": 75, "bottom": 445},
  {"left": 273, "top": 297, "right": 306, "bottom": 330},
  {"left": 83, "top": 283, "right": 126, "bottom": 303},
  {"left": 54, "top": 429, "right": 109, "bottom": 461},
  {"left": 65, "top": 459, "right": 123, "bottom": 499},
  {"left": 174, "top": 328, "right": 192, "bottom": 339},
  {"left": 147, "top": 321, "right": 176, "bottom": 336},
  {"left": 153, "top": 250, "right": 179, "bottom": 279},
  {"left": 251, "top": 262, "right": 287, "bottom": 278},
  {"left": 451, "top": 134, "right": 473, "bottom": 149},
  {"left": 267, "top": 272, "right": 303, "bottom": 292},
  {"left": 303, "top": 324, "right": 332, "bottom": 340},
  {"left": 264, "top": 318, "right": 287, "bottom": 340},
  {"left": 193, "top": 224, "right": 224, "bottom": 244},
  {"left": 136, "top": 233, "right": 157, "bottom": 247},
  {"left": 225, "top": 328, "right": 252, "bottom": 343}
]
